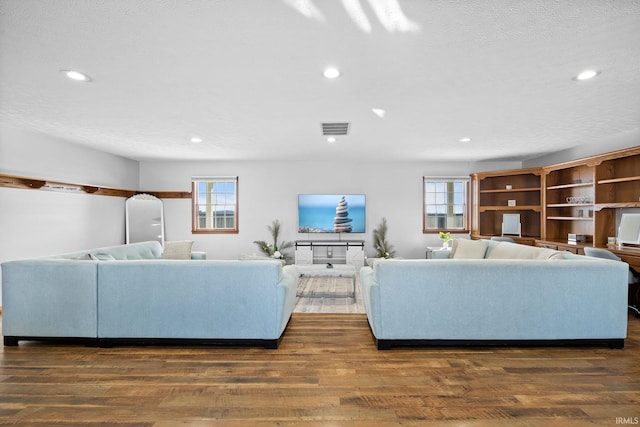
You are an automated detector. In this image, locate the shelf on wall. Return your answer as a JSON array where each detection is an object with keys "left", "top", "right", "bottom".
[
  {"left": 546, "top": 182, "right": 594, "bottom": 190},
  {"left": 479, "top": 187, "right": 541, "bottom": 194},
  {"left": 594, "top": 202, "right": 640, "bottom": 210},
  {"left": 479, "top": 205, "right": 541, "bottom": 212},
  {"left": 597, "top": 175, "right": 640, "bottom": 184},
  {"left": 0, "top": 173, "right": 192, "bottom": 199},
  {"left": 547, "top": 203, "right": 593, "bottom": 208},
  {"left": 546, "top": 216, "right": 594, "bottom": 221}
]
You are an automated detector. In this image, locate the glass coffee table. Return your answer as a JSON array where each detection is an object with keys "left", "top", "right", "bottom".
[{"left": 296, "top": 264, "right": 357, "bottom": 301}]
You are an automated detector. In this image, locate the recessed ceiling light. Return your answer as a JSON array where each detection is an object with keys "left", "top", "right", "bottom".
[
  {"left": 323, "top": 67, "right": 341, "bottom": 79},
  {"left": 327, "top": 137, "right": 336, "bottom": 143},
  {"left": 573, "top": 69, "right": 600, "bottom": 81},
  {"left": 190, "top": 137, "right": 203, "bottom": 144},
  {"left": 459, "top": 137, "right": 472, "bottom": 142},
  {"left": 372, "top": 108, "right": 386, "bottom": 118},
  {"left": 61, "top": 69, "right": 92, "bottom": 82}
]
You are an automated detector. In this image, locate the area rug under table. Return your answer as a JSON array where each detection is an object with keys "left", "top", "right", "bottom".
[{"left": 294, "top": 275, "right": 365, "bottom": 314}]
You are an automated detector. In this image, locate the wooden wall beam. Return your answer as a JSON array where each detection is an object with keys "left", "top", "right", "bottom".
[{"left": 0, "top": 174, "right": 191, "bottom": 199}]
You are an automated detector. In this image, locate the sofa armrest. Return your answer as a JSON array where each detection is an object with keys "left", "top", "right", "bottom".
[
  {"left": 359, "top": 266, "right": 381, "bottom": 336},
  {"left": 276, "top": 265, "right": 299, "bottom": 331},
  {"left": 1, "top": 259, "right": 98, "bottom": 339}
]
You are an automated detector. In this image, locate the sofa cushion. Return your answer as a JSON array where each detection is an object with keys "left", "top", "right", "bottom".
[
  {"left": 52, "top": 241, "right": 161, "bottom": 260},
  {"left": 548, "top": 251, "right": 569, "bottom": 260},
  {"left": 239, "top": 254, "right": 274, "bottom": 261},
  {"left": 487, "top": 241, "right": 559, "bottom": 260},
  {"left": 367, "top": 257, "right": 387, "bottom": 269},
  {"left": 239, "top": 253, "right": 286, "bottom": 266},
  {"left": 162, "top": 240, "right": 194, "bottom": 259},
  {"left": 90, "top": 253, "right": 117, "bottom": 261},
  {"left": 451, "top": 239, "right": 488, "bottom": 259},
  {"left": 87, "top": 241, "right": 164, "bottom": 260}
]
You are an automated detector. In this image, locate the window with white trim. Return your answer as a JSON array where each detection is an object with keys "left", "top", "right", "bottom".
[
  {"left": 192, "top": 177, "right": 238, "bottom": 234},
  {"left": 423, "top": 177, "right": 469, "bottom": 233}
]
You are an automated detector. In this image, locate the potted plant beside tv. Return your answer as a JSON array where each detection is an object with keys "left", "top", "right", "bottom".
[
  {"left": 368, "top": 217, "right": 395, "bottom": 265},
  {"left": 253, "top": 219, "right": 293, "bottom": 263}
]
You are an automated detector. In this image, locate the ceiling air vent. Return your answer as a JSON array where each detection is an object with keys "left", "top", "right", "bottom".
[{"left": 321, "top": 122, "right": 350, "bottom": 136}]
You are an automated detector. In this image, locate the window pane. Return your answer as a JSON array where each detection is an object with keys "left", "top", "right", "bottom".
[
  {"left": 192, "top": 177, "right": 238, "bottom": 233},
  {"left": 423, "top": 178, "right": 468, "bottom": 232}
]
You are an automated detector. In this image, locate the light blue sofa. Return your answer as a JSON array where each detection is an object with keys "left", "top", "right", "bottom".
[
  {"left": 361, "top": 240, "right": 629, "bottom": 349},
  {"left": 2, "top": 241, "right": 298, "bottom": 348}
]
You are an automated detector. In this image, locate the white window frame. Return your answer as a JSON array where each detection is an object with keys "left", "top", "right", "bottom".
[
  {"left": 423, "top": 176, "right": 469, "bottom": 233},
  {"left": 192, "top": 176, "right": 239, "bottom": 234}
]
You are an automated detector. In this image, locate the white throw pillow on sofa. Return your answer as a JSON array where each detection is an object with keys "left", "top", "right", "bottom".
[
  {"left": 451, "top": 239, "right": 489, "bottom": 259},
  {"left": 162, "top": 240, "right": 194, "bottom": 259},
  {"left": 487, "top": 241, "right": 559, "bottom": 260}
]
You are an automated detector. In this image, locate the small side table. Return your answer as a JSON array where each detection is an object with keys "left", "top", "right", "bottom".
[{"left": 425, "top": 247, "right": 452, "bottom": 259}]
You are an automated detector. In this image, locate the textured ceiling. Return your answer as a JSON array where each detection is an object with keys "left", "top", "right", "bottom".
[{"left": 1, "top": 0, "right": 639, "bottom": 162}]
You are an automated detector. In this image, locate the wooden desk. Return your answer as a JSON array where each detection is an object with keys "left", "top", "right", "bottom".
[
  {"left": 535, "top": 240, "right": 640, "bottom": 270},
  {"left": 472, "top": 235, "right": 537, "bottom": 246},
  {"left": 535, "top": 240, "right": 586, "bottom": 254},
  {"left": 532, "top": 240, "right": 640, "bottom": 314},
  {"left": 602, "top": 246, "right": 640, "bottom": 316},
  {"left": 477, "top": 238, "right": 640, "bottom": 316},
  {"left": 608, "top": 246, "right": 640, "bottom": 272},
  {"left": 535, "top": 241, "right": 640, "bottom": 267}
]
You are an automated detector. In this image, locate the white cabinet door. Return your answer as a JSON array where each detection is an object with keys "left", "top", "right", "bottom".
[
  {"left": 295, "top": 245, "right": 313, "bottom": 264},
  {"left": 346, "top": 245, "right": 364, "bottom": 269}
]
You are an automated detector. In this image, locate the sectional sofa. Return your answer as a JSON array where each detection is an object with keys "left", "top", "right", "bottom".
[
  {"left": 361, "top": 239, "right": 629, "bottom": 349},
  {"left": 1, "top": 241, "right": 298, "bottom": 348}
]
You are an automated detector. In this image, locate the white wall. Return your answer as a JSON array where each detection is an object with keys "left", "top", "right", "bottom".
[
  {"left": 140, "top": 159, "right": 521, "bottom": 261},
  {"left": 0, "top": 188, "right": 127, "bottom": 254},
  {"left": 0, "top": 124, "right": 140, "bottom": 305},
  {"left": 523, "top": 129, "right": 640, "bottom": 167},
  {"left": 0, "top": 123, "right": 139, "bottom": 188}
]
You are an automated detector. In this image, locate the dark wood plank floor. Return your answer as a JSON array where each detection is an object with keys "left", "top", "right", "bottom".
[{"left": 1, "top": 313, "right": 639, "bottom": 426}]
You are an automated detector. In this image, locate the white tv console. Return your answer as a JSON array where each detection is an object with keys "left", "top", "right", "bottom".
[{"left": 294, "top": 240, "right": 365, "bottom": 269}]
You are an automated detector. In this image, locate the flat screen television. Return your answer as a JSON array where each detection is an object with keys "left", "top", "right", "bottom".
[{"left": 298, "top": 194, "right": 366, "bottom": 233}]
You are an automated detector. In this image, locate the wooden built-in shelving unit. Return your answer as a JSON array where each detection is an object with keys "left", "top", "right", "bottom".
[
  {"left": 541, "top": 146, "right": 640, "bottom": 248},
  {"left": 542, "top": 161, "right": 596, "bottom": 245},
  {"left": 471, "top": 167, "right": 542, "bottom": 239},
  {"left": 471, "top": 146, "right": 640, "bottom": 256}
]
